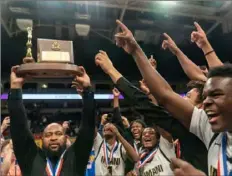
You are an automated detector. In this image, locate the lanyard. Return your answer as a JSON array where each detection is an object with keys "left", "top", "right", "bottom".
[
  {"left": 217, "top": 133, "right": 232, "bottom": 176},
  {"left": 46, "top": 150, "right": 66, "bottom": 176},
  {"left": 137, "top": 146, "right": 158, "bottom": 169},
  {"left": 102, "top": 140, "right": 118, "bottom": 167}
]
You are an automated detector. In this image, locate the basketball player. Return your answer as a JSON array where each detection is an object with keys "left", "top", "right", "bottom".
[
  {"left": 8, "top": 66, "right": 96, "bottom": 176},
  {"left": 95, "top": 123, "right": 139, "bottom": 176},
  {"left": 127, "top": 126, "right": 174, "bottom": 176},
  {"left": 113, "top": 20, "right": 232, "bottom": 176}
]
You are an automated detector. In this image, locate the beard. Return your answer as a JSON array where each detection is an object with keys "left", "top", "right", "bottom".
[{"left": 42, "top": 143, "right": 66, "bottom": 159}]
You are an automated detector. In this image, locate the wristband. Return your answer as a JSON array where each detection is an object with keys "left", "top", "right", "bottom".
[{"left": 204, "top": 50, "right": 214, "bottom": 56}]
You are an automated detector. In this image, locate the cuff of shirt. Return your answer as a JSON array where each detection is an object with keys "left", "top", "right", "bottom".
[{"left": 8, "top": 89, "right": 22, "bottom": 100}]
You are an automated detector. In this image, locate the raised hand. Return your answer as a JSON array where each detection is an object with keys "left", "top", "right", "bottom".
[
  {"left": 191, "top": 22, "right": 208, "bottom": 49},
  {"left": 162, "top": 33, "right": 179, "bottom": 55},
  {"left": 171, "top": 158, "right": 206, "bottom": 176},
  {"left": 1, "top": 116, "right": 10, "bottom": 133},
  {"left": 149, "top": 55, "right": 157, "bottom": 69},
  {"left": 112, "top": 88, "right": 120, "bottom": 97},
  {"left": 105, "top": 123, "right": 119, "bottom": 135},
  {"left": 95, "top": 50, "right": 114, "bottom": 74},
  {"left": 115, "top": 20, "right": 138, "bottom": 54},
  {"left": 10, "top": 66, "right": 24, "bottom": 89},
  {"left": 121, "top": 116, "right": 130, "bottom": 128},
  {"left": 72, "top": 66, "right": 91, "bottom": 89},
  {"left": 71, "top": 79, "right": 83, "bottom": 95},
  {"left": 139, "top": 79, "right": 150, "bottom": 95},
  {"left": 101, "top": 114, "right": 108, "bottom": 125}
]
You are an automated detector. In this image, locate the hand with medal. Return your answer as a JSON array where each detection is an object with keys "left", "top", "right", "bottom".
[{"left": 170, "top": 158, "right": 206, "bottom": 176}]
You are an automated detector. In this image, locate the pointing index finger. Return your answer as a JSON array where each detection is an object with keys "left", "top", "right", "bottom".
[
  {"left": 116, "top": 20, "right": 129, "bottom": 32},
  {"left": 194, "top": 22, "right": 203, "bottom": 32},
  {"left": 163, "top": 33, "right": 171, "bottom": 40}
]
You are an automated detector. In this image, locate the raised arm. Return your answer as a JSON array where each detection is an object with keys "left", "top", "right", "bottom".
[
  {"left": 70, "top": 66, "right": 95, "bottom": 173},
  {"left": 191, "top": 22, "right": 223, "bottom": 68},
  {"left": 8, "top": 66, "right": 38, "bottom": 173},
  {"left": 107, "top": 123, "right": 139, "bottom": 162},
  {"left": 113, "top": 20, "right": 194, "bottom": 129},
  {"left": 162, "top": 33, "right": 207, "bottom": 82}
]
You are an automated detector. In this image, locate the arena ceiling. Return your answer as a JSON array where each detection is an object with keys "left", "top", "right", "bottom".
[{"left": 1, "top": 1, "right": 232, "bottom": 84}]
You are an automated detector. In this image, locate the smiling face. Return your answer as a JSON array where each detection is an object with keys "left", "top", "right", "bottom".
[
  {"left": 42, "top": 123, "right": 67, "bottom": 157},
  {"left": 131, "top": 122, "right": 143, "bottom": 140},
  {"left": 203, "top": 77, "right": 232, "bottom": 132},
  {"left": 142, "top": 128, "right": 159, "bottom": 149}
]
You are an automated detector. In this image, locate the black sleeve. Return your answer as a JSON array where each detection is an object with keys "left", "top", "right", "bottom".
[
  {"left": 71, "top": 87, "right": 95, "bottom": 174},
  {"left": 112, "top": 107, "right": 134, "bottom": 145},
  {"left": 112, "top": 107, "right": 124, "bottom": 130},
  {"left": 115, "top": 77, "right": 189, "bottom": 140},
  {"left": 8, "top": 89, "right": 38, "bottom": 174}
]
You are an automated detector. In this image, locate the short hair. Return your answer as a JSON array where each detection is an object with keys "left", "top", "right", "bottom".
[
  {"left": 130, "top": 119, "right": 147, "bottom": 128},
  {"left": 187, "top": 80, "right": 205, "bottom": 103},
  {"left": 143, "top": 125, "right": 161, "bottom": 140},
  {"left": 208, "top": 64, "right": 232, "bottom": 78},
  {"left": 1, "top": 139, "right": 11, "bottom": 152}
]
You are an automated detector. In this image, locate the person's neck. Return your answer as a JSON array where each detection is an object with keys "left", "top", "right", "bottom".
[
  {"left": 134, "top": 139, "right": 140, "bottom": 144},
  {"left": 106, "top": 137, "right": 116, "bottom": 146},
  {"left": 145, "top": 144, "right": 158, "bottom": 152}
]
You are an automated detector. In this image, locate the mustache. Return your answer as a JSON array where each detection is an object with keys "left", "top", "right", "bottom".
[{"left": 42, "top": 144, "right": 66, "bottom": 158}]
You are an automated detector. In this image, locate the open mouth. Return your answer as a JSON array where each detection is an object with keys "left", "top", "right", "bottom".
[
  {"left": 49, "top": 144, "right": 59, "bottom": 148},
  {"left": 133, "top": 131, "right": 140, "bottom": 137},
  {"left": 206, "top": 111, "right": 220, "bottom": 123},
  {"left": 144, "top": 138, "right": 152, "bottom": 143},
  {"left": 104, "top": 129, "right": 113, "bottom": 133}
]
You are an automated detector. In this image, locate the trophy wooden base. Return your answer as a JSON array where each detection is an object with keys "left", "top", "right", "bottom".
[{"left": 16, "top": 63, "right": 82, "bottom": 79}]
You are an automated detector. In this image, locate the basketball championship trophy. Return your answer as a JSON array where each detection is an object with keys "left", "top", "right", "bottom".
[{"left": 16, "top": 27, "right": 81, "bottom": 79}]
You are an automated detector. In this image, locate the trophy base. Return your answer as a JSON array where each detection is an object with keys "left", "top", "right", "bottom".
[{"left": 16, "top": 63, "right": 82, "bottom": 79}]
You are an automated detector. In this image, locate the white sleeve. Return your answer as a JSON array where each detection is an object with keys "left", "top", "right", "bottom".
[
  {"left": 189, "top": 107, "right": 214, "bottom": 148},
  {"left": 120, "top": 144, "right": 127, "bottom": 160},
  {"left": 159, "top": 136, "right": 176, "bottom": 159},
  {"left": 94, "top": 132, "right": 103, "bottom": 154}
]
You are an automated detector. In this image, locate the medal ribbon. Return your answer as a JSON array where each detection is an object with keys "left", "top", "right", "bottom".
[
  {"left": 137, "top": 146, "right": 158, "bottom": 169},
  {"left": 175, "top": 139, "right": 181, "bottom": 158},
  {"left": 103, "top": 140, "right": 118, "bottom": 167},
  {"left": 217, "top": 133, "right": 232, "bottom": 176},
  {"left": 46, "top": 150, "right": 66, "bottom": 176}
]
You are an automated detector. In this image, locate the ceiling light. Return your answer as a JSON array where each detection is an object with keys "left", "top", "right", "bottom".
[
  {"left": 75, "top": 24, "right": 90, "bottom": 36},
  {"left": 41, "top": 84, "right": 48, "bottom": 89},
  {"left": 158, "top": 1, "right": 177, "bottom": 5},
  {"left": 16, "top": 19, "right": 33, "bottom": 31}
]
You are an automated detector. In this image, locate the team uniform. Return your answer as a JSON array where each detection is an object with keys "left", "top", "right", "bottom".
[
  {"left": 137, "top": 137, "right": 175, "bottom": 176},
  {"left": 85, "top": 132, "right": 103, "bottom": 176},
  {"left": 95, "top": 137, "right": 127, "bottom": 176},
  {"left": 190, "top": 107, "right": 232, "bottom": 176}
]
